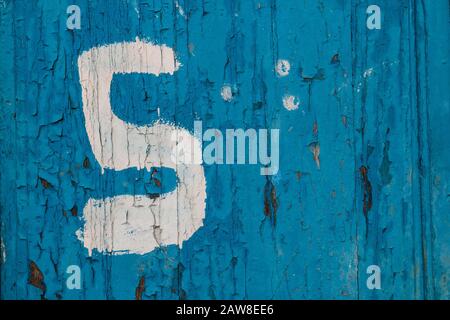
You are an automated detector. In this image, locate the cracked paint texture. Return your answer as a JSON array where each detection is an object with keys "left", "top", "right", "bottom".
[{"left": 0, "top": 0, "right": 449, "bottom": 299}]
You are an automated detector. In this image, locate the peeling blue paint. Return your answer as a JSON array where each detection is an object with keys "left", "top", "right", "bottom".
[{"left": 0, "top": 0, "right": 449, "bottom": 299}]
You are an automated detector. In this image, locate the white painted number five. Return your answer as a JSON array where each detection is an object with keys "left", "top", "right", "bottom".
[{"left": 76, "top": 39, "right": 206, "bottom": 255}]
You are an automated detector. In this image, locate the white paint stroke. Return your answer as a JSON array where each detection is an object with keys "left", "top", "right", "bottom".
[{"left": 77, "top": 39, "right": 206, "bottom": 255}]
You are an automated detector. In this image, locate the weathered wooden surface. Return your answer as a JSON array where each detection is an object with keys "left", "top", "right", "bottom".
[{"left": 0, "top": 0, "right": 448, "bottom": 299}]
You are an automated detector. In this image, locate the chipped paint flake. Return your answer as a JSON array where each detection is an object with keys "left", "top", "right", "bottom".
[
  {"left": 0, "top": 236, "right": 5, "bottom": 264},
  {"left": 363, "top": 67, "right": 374, "bottom": 78},
  {"left": 308, "top": 142, "right": 321, "bottom": 169},
  {"left": 282, "top": 94, "right": 300, "bottom": 111},
  {"left": 221, "top": 85, "right": 233, "bottom": 102}
]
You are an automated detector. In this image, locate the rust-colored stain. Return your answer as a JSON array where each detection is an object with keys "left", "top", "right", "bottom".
[
  {"left": 331, "top": 53, "right": 340, "bottom": 64},
  {"left": 135, "top": 276, "right": 145, "bottom": 300},
  {"left": 312, "top": 121, "right": 319, "bottom": 136},
  {"left": 71, "top": 205, "right": 78, "bottom": 216},
  {"left": 39, "top": 178, "right": 52, "bottom": 189},
  {"left": 151, "top": 168, "right": 162, "bottom": 187},
  {"left": 83, "top": 156, "right": 90, "bottom": 168},
  {"left": 28, "top": 260, "right": 46, "bottom": 297},
  {"left": 153, "top": 178, "right": 162, "bottom": 188},
  {"left": 360, "top": 166, "right": 373, "bottom": 217},
  {"left": 296, "top": 171, "right": 302, "bottom": 181},
  {"left": 264, "top": 179, "right": 278, "bottom": 225}
]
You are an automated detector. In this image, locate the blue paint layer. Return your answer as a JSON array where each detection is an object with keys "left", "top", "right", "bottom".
[{"left": 0, "top": 0, "right": 448, "bottom": 299}]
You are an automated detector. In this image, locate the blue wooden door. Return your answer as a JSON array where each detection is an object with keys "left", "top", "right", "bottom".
[{"left": 0, "top": 0, "right": 448, "bottom": 299}]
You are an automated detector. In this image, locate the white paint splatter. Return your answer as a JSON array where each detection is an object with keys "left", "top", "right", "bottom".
[
  {"left": 282, "top": 95, "right": 300, "bottom": 111},
  {"left": 77, "top": 39, "right": 206, "bottom": 255},
  {"left": 276, "top": 59, "right": 291, "bottom": 77},
  {"left": 175, "top": 1, "right": 187, "bottom": 19},
  {"left": 221, "top": 85, "right": 233, "bottom": 102}
]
